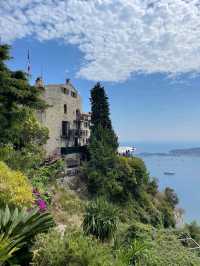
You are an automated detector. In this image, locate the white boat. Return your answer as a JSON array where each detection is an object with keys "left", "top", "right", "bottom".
[{"left": 164, "top": 171, "right": 175, "bottom": 176}]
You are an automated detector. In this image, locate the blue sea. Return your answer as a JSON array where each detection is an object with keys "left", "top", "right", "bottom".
[{"left": 121, "top": 141, "right": 200, "bottom": 223}]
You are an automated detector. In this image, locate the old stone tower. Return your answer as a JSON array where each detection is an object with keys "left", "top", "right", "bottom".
[{"left": 35, "top": 77, "right": 90, "bottom": 161}]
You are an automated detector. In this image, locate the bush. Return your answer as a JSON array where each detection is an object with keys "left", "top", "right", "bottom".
[
  {"left": 30, "top": 160, "right": 64, "bottom": 207},
  {"left": 83, "top": 198, "right": 118, "bottom": 241},
  {"left": 0, "top": 235, "right": 19, "bottom": 265},
  {"left": 0, "top": 161, "right": 33, "bottom": 208},
  {"left": 164, "top": 187, "right": 179, "bottom": 209},
  {"left": 159, "top": 200, "right": 176, "bottom": 228},
  {"left": 31, "top": 230, "right": 116, "bottom": 266},
  {"left": 146, "top": 231, "right": 200, "bottom": 265},
  {"left": 0, "top": 205, "right": 54, "bottom": 265},
  {"left": 115, "top": 221, "right": 153, "bottom": 248},
  {"left": 0, "top": 143, "right": 46, "bottom": 174},
  {"left": 116, "top": 223, "right": 200, "bottom": 265},
  {"left": 117, "top": 239, "right": 150, "bottom": 266},
  {"left": 185, "top": 221, "right": 200, "bottom": 243},
  {"left": 30, "top": 160, "right": 64, "bottom": 191}
]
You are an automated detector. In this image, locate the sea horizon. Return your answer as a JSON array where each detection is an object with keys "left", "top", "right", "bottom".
[{"left": 120, "top": 140, "right": 200, "bottom": 154}]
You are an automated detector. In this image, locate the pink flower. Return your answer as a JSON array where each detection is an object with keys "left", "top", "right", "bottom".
[{"left": 37, "top": 199, "right": 47, "bottom": 211}]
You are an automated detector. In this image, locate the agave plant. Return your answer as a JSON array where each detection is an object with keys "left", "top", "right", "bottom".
[
  {"left": 0, "top": 234, "right": 19, "bottom": 265},
  {"left": 0, "top": 205, "right": 54, "bottom": 264}
]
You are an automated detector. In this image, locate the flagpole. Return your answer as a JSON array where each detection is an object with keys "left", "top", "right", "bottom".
[{"left": 27, "top": 48, "right": 31, "bottom": 81}]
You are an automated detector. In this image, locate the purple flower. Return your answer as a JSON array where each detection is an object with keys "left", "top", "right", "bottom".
[{"left": 37, "top": 199, "right": 47, "bottom": 211}]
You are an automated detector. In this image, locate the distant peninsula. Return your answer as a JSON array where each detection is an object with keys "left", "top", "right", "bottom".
[{"left": 138, "top": 147, "right": 200, "bottom": 157}]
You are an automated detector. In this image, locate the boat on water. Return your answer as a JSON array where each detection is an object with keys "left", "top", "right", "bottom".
[{"left": 164, "top": 171, "right": 175, "bottom": 176}]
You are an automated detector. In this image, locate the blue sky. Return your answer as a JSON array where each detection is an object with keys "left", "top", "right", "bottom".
[{"left": 2, "top": 0, "right": 200, "bottom": 143}]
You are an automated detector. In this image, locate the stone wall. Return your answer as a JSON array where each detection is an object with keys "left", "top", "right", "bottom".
[{"left": 36, "top": 79, "right": 82, "bottom": 156}]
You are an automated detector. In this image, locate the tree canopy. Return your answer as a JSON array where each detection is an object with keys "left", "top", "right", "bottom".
[{"left": 0, "top": 44, "right": 47, "bottom": 147}]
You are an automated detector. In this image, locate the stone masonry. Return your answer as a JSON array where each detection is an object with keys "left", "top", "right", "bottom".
[{"left": 35, "top": 77, "right": 90, "bottom": 159}]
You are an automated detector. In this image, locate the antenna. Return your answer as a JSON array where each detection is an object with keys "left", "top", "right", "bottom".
[{"left": 40, "top": 65, "right": 43, "bottom": 79}]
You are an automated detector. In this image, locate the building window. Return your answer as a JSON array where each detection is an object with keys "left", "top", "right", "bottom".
[
  {"left": 64, "top": 104, "right": 67, "bottom": 114},
  {"left": 62, "top": 87, "right": 69, "bottom": 95},
  {"left": 62, "top": 121, "right": 69, "bottom": 137},
  {"left": 76, "top": 109, "right": 81, "bottom": 119},
  {"left": 84, "top": 122, "right": 88, "bottom": 128},
  {"left": 71, "top": 91, "right": 77, "bottom": 98}
]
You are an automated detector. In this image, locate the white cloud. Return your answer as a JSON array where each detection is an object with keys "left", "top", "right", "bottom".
[{"left": 1, "top": 0, "right": 200, "bottom": 81}]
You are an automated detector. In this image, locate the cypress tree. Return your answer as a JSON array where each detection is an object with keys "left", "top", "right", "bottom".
[
  {"left": 86, "top": 83, "right": 120, "bottom": 197},
  {"left": 90, "top": 82, "right": 118, "bottom": 151}
]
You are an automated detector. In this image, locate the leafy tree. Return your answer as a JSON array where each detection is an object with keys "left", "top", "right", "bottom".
[
  {"left": 146, "top": 178, "right": 158, "bottom": 196},
  {"left": 164, "top": 187, "right": 179, "bottom": 209},
  {"left": 0, "top": 45, "right": 48, "bottom": 172},
  {"left": 159, "top": 201, "right": 176, "bottom": 228}
]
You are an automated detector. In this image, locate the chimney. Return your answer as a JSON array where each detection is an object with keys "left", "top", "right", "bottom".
[
  {"left": 66, "top": 78, "right": 70, "bottom": 84},
  {"left": 35, "top": 77, "right": 44, "bottom": 89}
]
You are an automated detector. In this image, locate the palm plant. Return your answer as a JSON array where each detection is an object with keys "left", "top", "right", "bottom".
[
  {"left": 118, "top": 239, "right": 149, "bottom": 266},
  {"left": 0, "top": 205, "right": 54, "bottom": 264},
  {"left": 83, "top": 198, "right": 118, "bottom": 241},
  {"left": 0, "top": 234, "right": 19, "bottom": 265}
]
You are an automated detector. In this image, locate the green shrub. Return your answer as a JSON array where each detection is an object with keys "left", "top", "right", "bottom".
[
  {"left": 159, "top": 200, "right": 176, "bottom": 228},
  {"left": 83, "top": 198, "right": 118, "bottom": 241},
  {"left": 32, "top": 230, "right": 116, "bottom": 266},
  {"left": 0, "top": 235, "right": 19, "bottom": 265},
  {"left": 115, "top": 221, "right": 153, "bottom": 248},
  {"left": 116, "top": 223, "right": 200, "bottom": 266},
  {"left": 30, "top": 160, "right": 64, "bottom": 190},
  {"left": 0, "top": 161, "right": 34, "bottom": 208},
  {"left": 164, "top": 187, "right": 179, "bottom": 209},
  {"left": 0, "top": 205, "right": 54, "bottom": 265},
  {"left": 184, "top": 221, "right": 200, "bottom": 244},
  {"left": 146, "top": 231, "right": 200, "bottom": 266},
  {"left": 117, "top": 239, "right": 150, "bottom": 266}
]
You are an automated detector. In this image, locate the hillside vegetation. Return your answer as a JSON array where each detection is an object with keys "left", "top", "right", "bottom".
[{"left": 0, "top": 44, "right": 200, "bottom": 265}]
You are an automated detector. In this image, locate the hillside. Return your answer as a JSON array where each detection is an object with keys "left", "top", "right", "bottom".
[{"left": 0, "top": 44, "right": 200, "bottom": 265}]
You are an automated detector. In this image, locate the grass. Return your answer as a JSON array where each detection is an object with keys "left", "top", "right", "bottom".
[{"left": 50, "top": 184, "right": 86, "bottom": 228}]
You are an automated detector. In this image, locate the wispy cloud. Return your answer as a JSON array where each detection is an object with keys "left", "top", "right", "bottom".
[{"left": 1, "top": 0, "right": 200, "bottom": 82}]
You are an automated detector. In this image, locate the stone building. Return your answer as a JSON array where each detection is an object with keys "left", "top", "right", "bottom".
[{"left": 35, "top": 77, "right": 90, "bottom": 162}]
